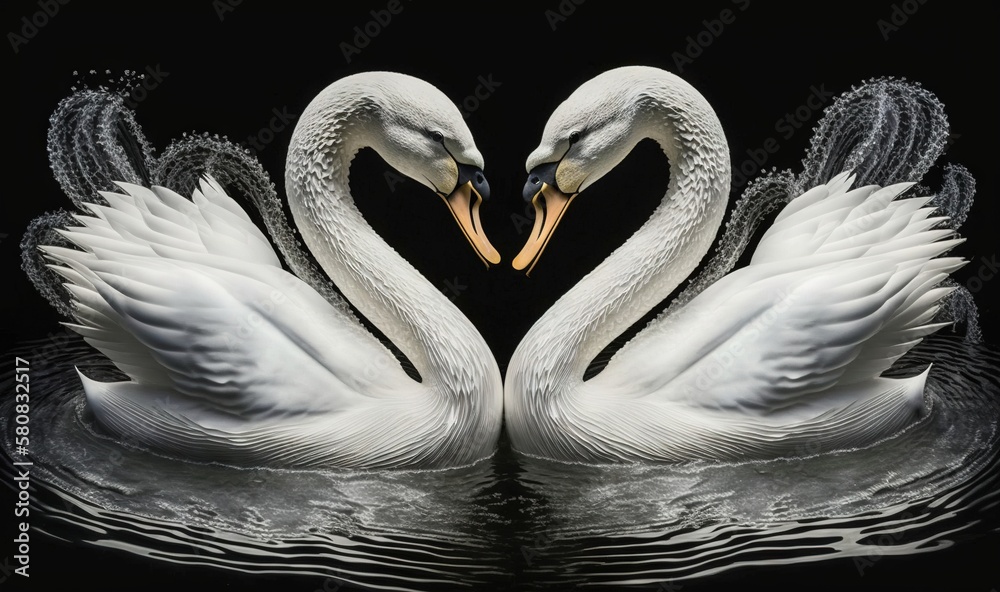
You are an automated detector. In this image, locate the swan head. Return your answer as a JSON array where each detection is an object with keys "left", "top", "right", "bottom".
[
  {"left": 298, "top": 71, "right": 500, "bottom": 266},
  {"left": 513, "top": 66, "right": 691, "bottom": 273},
  {"left": 362, "top": 73, "right": 500, "bottom": 266}
]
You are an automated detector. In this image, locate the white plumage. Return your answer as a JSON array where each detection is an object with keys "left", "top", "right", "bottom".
[
  {"left": 505, "top": 67, "right": 962, "bottom": 462},
  {"left": 43, "top": 73, "right": 503, "bottom": 469}
]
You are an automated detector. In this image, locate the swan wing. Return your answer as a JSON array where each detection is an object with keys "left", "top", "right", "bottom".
[
  {"left": 43, "top": 180, "right": 416, "bottom": 428},
  {"left": 752, "top": 172, "right": 955, "bottom": 266},
  {"left": 597, "top": 174, "right": 961, "bottom": 417}
]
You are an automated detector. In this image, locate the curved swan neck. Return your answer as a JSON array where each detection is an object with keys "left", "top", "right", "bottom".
[
  {"left": 514, "top": 75, "right": 732, "bottom": 387},
  {"left": 284, "top": 82, "right": 494, "bottom": 398}
]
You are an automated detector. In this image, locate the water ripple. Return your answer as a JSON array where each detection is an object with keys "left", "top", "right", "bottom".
[{"left": 1, "top": 334, "right": 997, "bottom": 589}]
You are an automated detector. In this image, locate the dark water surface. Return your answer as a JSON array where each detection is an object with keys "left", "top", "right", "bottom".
[{"left": 2, "top": 333, "right": 997, "bottom": 590}]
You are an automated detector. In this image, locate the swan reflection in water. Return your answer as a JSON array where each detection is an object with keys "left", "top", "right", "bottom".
[{"left": 5, "top": 71, "right": 998, "bottom": 589}]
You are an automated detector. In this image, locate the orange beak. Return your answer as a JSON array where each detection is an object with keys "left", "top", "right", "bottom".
[
  {"left": 512, "top": 182, "right": 577, "bottom": 275},
  {"left": 441, "top": 181, "right": 501, "bottom": 267}
]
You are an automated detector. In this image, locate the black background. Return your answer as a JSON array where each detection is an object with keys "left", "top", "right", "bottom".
[{"left": 3, "top": 1, "right": 999, "bottom": 590}]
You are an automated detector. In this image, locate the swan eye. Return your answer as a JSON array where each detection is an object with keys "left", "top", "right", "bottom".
[
  {"left": 429, "top": 130, "right": 444, "bottom": 143},
  {"left": 568, "top": 131, "right": 581, "bottom": 144}
]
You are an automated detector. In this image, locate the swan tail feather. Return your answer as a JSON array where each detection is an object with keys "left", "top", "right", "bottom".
[
  {"left": 77, "top": 369, "right": 231, "bottom": 455},
  {"left": 805, "top": 368, "right": 928, "bottom": 441}
]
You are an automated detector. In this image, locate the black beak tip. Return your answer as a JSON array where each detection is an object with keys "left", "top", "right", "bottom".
[
  {"left": 457, "top": 163, "right": 490, "bottom": 201},
  {"left": 523, "top": 161, "right": 560, "bottom": 202},
  {"left": 522, "top": 175, "right": 543, "bottom": 202},
  {"left": 475, "top": 172, "right": 491, "bottom": 202}
]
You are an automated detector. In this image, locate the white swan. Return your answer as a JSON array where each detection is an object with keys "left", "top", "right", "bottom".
[
  {"left": 42, "top": 72, "right": 504, "bottom": 469},
  {"left": 505, "top": 66, "right": 963, "bottom": 463}
]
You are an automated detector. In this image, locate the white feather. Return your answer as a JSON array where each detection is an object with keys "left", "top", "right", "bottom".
[
  {"left": 48, "top": 73, "right": 503, "bottom": 469},
  {"left": 505, "top": 67, "right": 961, "bottom": 462}
]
